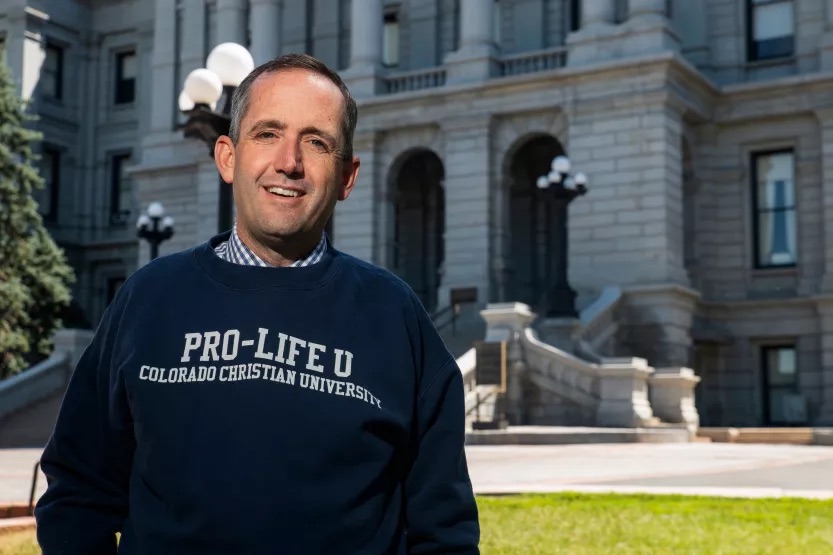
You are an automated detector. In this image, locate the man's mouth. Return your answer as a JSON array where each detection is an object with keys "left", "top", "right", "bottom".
[{"left": 265, "top": 186, "right": 302, "bottom": 198}]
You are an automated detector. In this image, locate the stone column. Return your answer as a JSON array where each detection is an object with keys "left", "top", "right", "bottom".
[
  {"left": 342, "top": 0, "right": 382, "bottom": 97},
  {"left": 567, "top": 0, "right": 619, "bottom": 66},
  {"left": 216, "top": 0, "right": 248, "bottom": 45},
  {"left": 443, "top": 0, "right": 497, "bottom": 84},
  {"left": 181, "top": 0, "right": 207, "bottom": 71},
  {"left": 149, "top": 0, "right": 177, "bottom": 133},
  {"left": 458, "top": 0, "right": 494, "bottom": 50},
  {"left": 628, "top": 0, "right": 666, "bottom": 22},
  {"left": 249, "top": 0, "right": 283, "bottom": 67},
  {"left": 581, "top": 0, "right": 616, "bottom": 29},
  {"left": 623, "top": 0, "right": 679, "bottom": 55},
  {"left": 333, "top": 130, "right": 377, "bottom": 263},
  {"left": 249, "top": 0, "right": 281, "bottom": 65}
]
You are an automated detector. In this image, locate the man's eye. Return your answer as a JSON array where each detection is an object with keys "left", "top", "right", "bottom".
[
  {"left": 310, "top": 139, "right": 328, "bottom": 149},
  {"left": 256, "top": 131, "right": 276, "bottom": 139}
]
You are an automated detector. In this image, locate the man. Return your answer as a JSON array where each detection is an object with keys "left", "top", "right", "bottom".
[{"left": 35, "top": 53, "right": 480, "bottom": 554}]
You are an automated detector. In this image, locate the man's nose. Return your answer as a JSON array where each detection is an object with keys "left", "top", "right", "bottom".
[{"left": 273, "top": 137, "right": 303, "bottom": 176}]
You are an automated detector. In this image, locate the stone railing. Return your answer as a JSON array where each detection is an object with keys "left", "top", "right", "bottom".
[
  {"left": 577, "top": 285, "right": 622, "bottom": 358},
  {"left": 0, "top": 354, "right": 69, "bottom": 422},
  {"left": 497, "top": 46, "right": 568, "bottom": 78},
  {"left": 521, "top": 327, "right": 655, "bottom": 428},
  {"left": 381, "top": 67, "right": 447, "bottom": 94},
  {"left": 0, "top": 329, "right": 93, "bottom": 422}
]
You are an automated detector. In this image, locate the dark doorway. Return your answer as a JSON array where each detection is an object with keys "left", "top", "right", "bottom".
[
  {"left": 505, "top": 135, "right": 566, "bottom": 311},
  {"left": 390, "top": 150, "right": 445, "bottom": 312}
]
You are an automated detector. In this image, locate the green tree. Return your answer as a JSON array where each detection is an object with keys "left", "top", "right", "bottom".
[{"left": 0, "top": 58, "right": 74, "bottom": 379}]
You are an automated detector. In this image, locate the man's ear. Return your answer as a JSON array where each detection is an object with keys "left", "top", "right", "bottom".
[
  {"left": 214, "top": 136, "right": 236, "bottom": 184},
  {"left": 338, "top": 156, "right": 361, "bottom": 201}
]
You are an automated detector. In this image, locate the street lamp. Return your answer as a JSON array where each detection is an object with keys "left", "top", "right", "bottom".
[
  {"left": 178, "top": 42, "right": 255, "bottom": 234},
  {"left": 137, "top": 202, "right": 175, "bottom": 261},
  {"left": 535, "top": 155, "right": 589, "bottom": 318}
]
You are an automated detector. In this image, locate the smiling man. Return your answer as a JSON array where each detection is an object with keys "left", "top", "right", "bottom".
[{"left": 34, "top": 54, "right": 480, "bottom": 555}]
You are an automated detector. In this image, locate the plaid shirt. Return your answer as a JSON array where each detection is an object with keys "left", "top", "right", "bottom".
[{"left": 214, "top": 224, "right": 327, "bottom": 267}]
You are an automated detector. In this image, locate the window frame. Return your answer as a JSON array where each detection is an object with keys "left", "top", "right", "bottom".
[
  {"left": 746, "top": 0, "right": 795, "bottom": 62},
  {"left": 760, "top": 344, "right": 800, "bottom": 426},
  {"left": 114, "top": 49, "right": 137, "bottom": 105},
  {"left": 750, "top": 148, "right": 798, "bottom": 269},
  {"left": 382, "top": 7, "right": 401, "bottom": 68},
  {"left": 109, "top": 151, "right": 133, "bottom": 226},
  {"left": 37, "top": 145, "right": 61, "bottom": 223},
  {"left": 43, "top": 42, "right": 64, "bottom": 100}
]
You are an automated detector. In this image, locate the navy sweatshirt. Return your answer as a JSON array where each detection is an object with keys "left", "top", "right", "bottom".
[{"left": 35, "top": 233, "right": 480, "bottom": 554}]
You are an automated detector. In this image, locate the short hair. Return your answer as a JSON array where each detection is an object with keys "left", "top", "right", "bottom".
[{"left": 228, "top": 53, "right": 358, "bottom": 161}]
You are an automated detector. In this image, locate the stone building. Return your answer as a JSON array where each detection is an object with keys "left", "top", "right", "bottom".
[{"left": 1, "top": 0, "right": 832, "bottom": 428}]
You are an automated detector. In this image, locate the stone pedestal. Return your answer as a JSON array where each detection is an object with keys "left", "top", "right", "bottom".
[
  {"left": 595, "top": 358, "right": 655, "bottom": 427},
  {"left": 480, "top": 302, "right": 536, "bottom": 342},
  {"left": 649, "top": 366, "right": 701, "bottom": 431}
]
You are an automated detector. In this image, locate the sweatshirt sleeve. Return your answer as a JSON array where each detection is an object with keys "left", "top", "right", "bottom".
[
  {"left": 404, "top": 355, "right": 480, "bottom": 554},
  {"left": 34, "top": 301, "right": 135, "bottom": 555}
]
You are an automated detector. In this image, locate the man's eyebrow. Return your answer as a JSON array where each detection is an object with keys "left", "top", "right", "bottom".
[{"left": 247, "top": 119, "right": 286, "bottom": 134}]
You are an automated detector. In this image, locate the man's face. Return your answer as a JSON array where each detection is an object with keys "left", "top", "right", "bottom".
[{"left": 215, "top": 69, "right": 359, "bottom": 248}]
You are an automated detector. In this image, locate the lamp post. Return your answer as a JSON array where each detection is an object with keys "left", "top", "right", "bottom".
[
  {"left": 178, "top": 42, "right": 255, "bottom": 234},
  {"left": 535, "top": 155, "right": 589, "bottom": 318},
  {"left": 137, "top": 202, "right": 175, "bottom": 261}
]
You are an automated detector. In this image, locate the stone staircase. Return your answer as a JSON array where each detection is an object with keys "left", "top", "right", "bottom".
[
  {"left": 0, "top": 330, "right": 94, "bottom": 448},
  {"left": 456, "top": 287, "right": 701, "bottom": 439}
]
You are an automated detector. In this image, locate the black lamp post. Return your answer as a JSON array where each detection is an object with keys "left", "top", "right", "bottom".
[
  {"left": 137, "top": 202, "right": 175, "bottom": 261},
  {"left": 535, "top": 155, "right": 588, "bottom": 318},
  {"left": 178, "top": 43, "right": 254, "bottom": 234}
]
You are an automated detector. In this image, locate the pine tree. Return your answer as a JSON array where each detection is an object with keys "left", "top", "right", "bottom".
[{"left": 0, "top": 58, "right": 75, "bottom": 379}]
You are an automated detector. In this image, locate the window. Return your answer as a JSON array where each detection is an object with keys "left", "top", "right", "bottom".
[
  {"left": 42, "top": 43, "right": 64, "bottom": 100},
  {"left": 35, "top": 146, "right": 60, "bottom": 222},
  {"left": 752, "top": 150, "right": 796, "bottom": 268},
  {"left": 115, "top": 50, "right": 136, "bottom": 104},
  {"left": 110, "top": 152, "right": 133, "bottom": 225},
  {"left": 748, "top": 0, "right": 794, "bottom": 61},
  {"left": 492, "top": 1, "right": 501, "bottom": 46},
  {"left": 761, "top": 345, "right": 801, "bottom": 425},
  {"left": 382, "top": 9, "right": 400, "bottom": 67},
  {"left": 569, "top": 0, "right": 581, "bottom": 32}
]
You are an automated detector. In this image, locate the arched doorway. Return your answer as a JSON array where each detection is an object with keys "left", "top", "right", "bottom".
[
  {"left": 504, "top": 135, "right": 566, "bottom": 311},
  {"left": 389, "top": 149, "right": 445, "bottom": 313}
]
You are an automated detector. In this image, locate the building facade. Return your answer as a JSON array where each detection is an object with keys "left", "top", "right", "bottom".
[{"left": 2, "top": 0, "right": 833, "bottom": 428}]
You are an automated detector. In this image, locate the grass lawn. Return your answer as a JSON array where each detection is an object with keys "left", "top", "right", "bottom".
[{"left": 4, "top": 493, "right": 832, "bottom": 553}]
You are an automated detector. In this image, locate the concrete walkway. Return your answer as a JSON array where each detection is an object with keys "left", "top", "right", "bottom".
[{"left": 4, "top": 442, "right": 833, "bottom": 505}]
